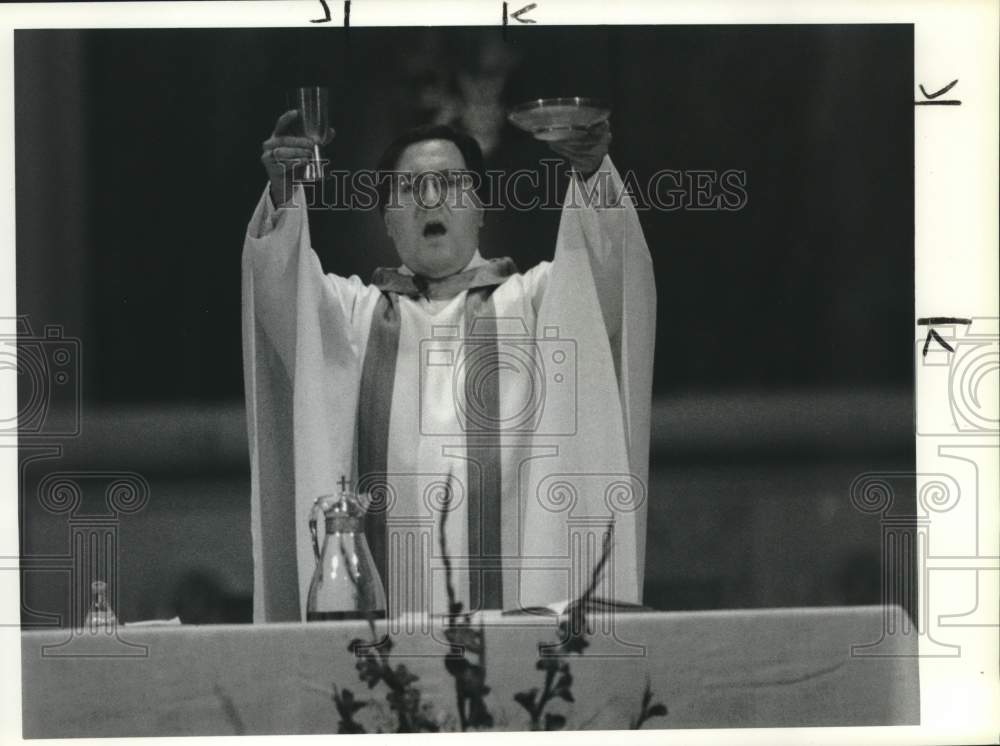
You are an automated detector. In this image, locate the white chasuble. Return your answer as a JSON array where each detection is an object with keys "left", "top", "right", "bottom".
[{"left": 242, "top": 156, "right": 656, "bottom": 622}]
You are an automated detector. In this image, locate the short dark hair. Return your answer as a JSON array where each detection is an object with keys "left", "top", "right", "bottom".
[{"left": 375, "top": 124, "right": 485, "bottom": 212}]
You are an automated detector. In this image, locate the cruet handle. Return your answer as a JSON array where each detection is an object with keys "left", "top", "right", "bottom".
[{"left": 309, "top": 498, "right": 323, "bottom": 560}]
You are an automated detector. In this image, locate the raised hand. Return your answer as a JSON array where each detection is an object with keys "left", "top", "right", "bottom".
[
  {"left": 261, "top": 109, "right": 335, "bottom": 206},
  {"left": 546, "top": 119, "right": 611, "bottom": 179}
]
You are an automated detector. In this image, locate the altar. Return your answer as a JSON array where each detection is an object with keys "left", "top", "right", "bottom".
[{"left": 20, "top": 605, "right": 919, "bottom": 736}]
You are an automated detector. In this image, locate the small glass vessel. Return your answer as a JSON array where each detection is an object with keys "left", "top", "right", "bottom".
[
  {"left": 83, "top": 580, "right": 118, "bottom": 631},
  {"left": 307, "top": 491, "right": 387, "bottom": 621}
]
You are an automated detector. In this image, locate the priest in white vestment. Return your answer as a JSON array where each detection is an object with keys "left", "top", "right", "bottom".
[{"left": 242, "top": 110, "right": 656, "bottom": 623}]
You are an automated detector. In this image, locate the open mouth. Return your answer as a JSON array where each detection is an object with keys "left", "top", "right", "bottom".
[{"left": 422, "top": 220, "right": 447, "bottom": 238}]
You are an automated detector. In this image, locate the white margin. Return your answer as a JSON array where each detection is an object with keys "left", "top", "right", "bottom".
[{"left": 0, "top": 2, "right": 998, "bottom": 746}]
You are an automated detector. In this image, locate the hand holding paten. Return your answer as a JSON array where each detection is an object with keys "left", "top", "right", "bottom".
[
  {"left": 547, "top": 119, "right": 611, "bottom": 179},
  {"left": 507, "top": 97, "right": 612, "bottom": 179}
]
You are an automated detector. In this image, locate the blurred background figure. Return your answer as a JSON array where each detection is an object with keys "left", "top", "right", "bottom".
[{"left": 392, "top": 30, "right": 521, "bottom": 156}]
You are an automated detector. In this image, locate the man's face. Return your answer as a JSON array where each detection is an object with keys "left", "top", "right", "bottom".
[{"left": 383, "top": 139, "right": 483, "bottom": 279}]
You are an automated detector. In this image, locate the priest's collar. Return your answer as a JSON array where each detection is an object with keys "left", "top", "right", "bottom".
[{"left": 372, "top": 252, "right": 518, "bottom": 300}]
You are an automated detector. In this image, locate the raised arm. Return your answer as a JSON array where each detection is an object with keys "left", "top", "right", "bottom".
[
  {"left": 528, "top": 121, "right": 654, "bottom": 371},
  {"left": 243, "top": 110, "right": 367, "bottom": 377},
  {"left": 517, "top": 129, "right": 656, "bottom": 608},
  {"left": 261, "top": 109, "right": 334, "bottom": 210},
  {"left": 243, "top": 111, "right": 373, "bottom": 623},
  {"left": 548, "top": 124, "right": 619, "bottom": 311}
]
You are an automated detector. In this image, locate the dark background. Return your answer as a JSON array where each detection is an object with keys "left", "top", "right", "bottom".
[{"left": 15, "top": 26, "right": 915, "bottom": 625}]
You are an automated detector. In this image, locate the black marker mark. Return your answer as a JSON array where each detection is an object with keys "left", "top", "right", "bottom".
[
  {"left": 511, "top": 2, "right": 537, "bottom": 23},
  {"left": 918, "top": 317, "right": 972, "bottom": 357},
  {"left": 344, "top": 0, "right": 350, "bottom": 29},
  {"left": 918, "top": 317, "right": 974, "bottom": 326},
  {"left": 923, "top": 329, "right": 953, "bottom": 356},
  {"left": 915, "top": 79, "right": 961, "bottom": 106},
  {"left": 920, "top": 80, "right": 959, "bottom": 99},
  {"left": 502, "top": 2, "right": 508, "bottom": 41},
  {"left": 312, "top": 0, "right": 331, "bottom": 23}
]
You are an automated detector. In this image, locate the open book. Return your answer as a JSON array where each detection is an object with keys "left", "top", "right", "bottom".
[{"left": 501, "top": 598, "right": 652, "bottom": 616}]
